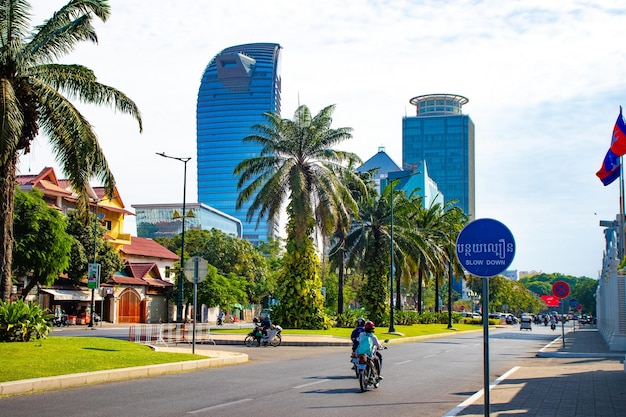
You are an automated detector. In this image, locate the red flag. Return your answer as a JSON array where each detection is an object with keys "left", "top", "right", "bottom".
[{"left": 609, "top": 107, "right": 626, "bottom": 156}]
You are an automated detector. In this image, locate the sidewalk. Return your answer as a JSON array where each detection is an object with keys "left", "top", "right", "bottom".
[{"left": 448, "top": 327, "right": 626, "bottom": 417}]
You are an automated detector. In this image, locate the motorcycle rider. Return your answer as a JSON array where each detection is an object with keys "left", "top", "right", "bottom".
[
  {"left": 549, "top": 314, "right": 556, "bottom": 330},
  {"left": 351, "top": 317, "right": 366, "bottom": 352},
  {"left": 257, "top": 312, "right": 272, "bottom": 344},
  {"left": 356, "top": 320, "right": 384, "bottom": 380}
]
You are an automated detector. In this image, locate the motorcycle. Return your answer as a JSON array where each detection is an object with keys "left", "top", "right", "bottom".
[
  {"left": 52, "top": 314, "right": 69, "bottom": 327},
  {"left": 244, "top": 324, "right": 282, "bottom": 347},
  {"left": 356, "top": 340, "right": 388, "bottom": 392},
  {"left": 350, "top": 352, "right": 359, "bottom": 378},
  {"left": 550, "top": 322, "right": 556, "bottom": 331}
]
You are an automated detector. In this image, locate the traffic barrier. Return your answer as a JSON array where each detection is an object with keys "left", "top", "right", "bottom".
[{"left": 128, "top": 323, "right": 215, "bottom": 346}]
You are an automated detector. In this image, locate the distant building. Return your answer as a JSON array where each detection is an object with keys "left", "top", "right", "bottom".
[
  {"left": 132, "top": 203, "right": 242, "bottom": 240},
  {"left": 519, "top": 270, "right": 542, "bottom": 279},
  {"left": 17, "top": 167, "right": 133, "bottom": 250},
  {"left": 18, "top": 167, "right": 179, "bottom": 324},
  {"left": 358, "top": 147, "right": 444, "bottom": 208},
  {"left": 196, "top": 43, "right": 282, "bottom": 246},
  {"left": 402, "top": 94, "right": 475, "bottom": 218},
  {"left": 502, "top": 270, "right": 519, "bottom": 281},
  {"left": 358, "top": 146, "right": 401, "bottom": 194}
]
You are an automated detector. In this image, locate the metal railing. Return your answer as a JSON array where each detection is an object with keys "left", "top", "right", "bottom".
[{"left": 128, "top": 323, "right": 215, "bottom": 346}]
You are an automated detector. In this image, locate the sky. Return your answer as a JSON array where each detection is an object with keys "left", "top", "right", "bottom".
[{"left": 21, "top": 0, "right": 626, "bottom": 279}]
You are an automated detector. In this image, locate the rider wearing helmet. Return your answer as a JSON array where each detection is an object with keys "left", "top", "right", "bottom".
[
  {"left": 350, "top": 317, "right": 366, "bottom": 352},
  {"left": 357, "top": 320, "right": 384, "bottom": 380}
]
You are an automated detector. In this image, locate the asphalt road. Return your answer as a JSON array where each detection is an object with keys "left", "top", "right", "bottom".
[{"left": 0, "top": 324, "right": 563, "bottom": 417}]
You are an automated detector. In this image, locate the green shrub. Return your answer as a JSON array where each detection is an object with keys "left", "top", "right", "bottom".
[
  {"left": 0, "top": 299, "right": 52, "bottom": 342},
  {"left": 334, "top": 309, "right": 366, "bottom": 328}
]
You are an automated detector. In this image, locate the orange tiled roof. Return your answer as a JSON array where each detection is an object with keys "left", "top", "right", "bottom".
[
  {"left": 108, "top": 276, "right": 148, "bottom": 286},
  {"left": 108, "top": 261, "right": 173, "bottom": 288},
  {"left": 127, "top": 262, "right": 155, "bottom": 279},
  {"left": 121, "top": 237, "right": 179, "bottom": 260}
]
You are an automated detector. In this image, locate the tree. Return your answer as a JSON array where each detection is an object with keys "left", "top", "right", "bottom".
[
  {"left": 340, "top": 182, "right": 423, "bottom": 324},
  {"left": 570, "top": 278, "right": 598, "bottom": 315},
  {"left": 0, "top": 0, "right": 142, "bottom": 301},
  {"left": 160, "top": 229, "right": 272, "bottom": 306},
  {"left": 65, "top": 210, "right": 124, "bottom": 283},
  {"left": 328, "top": 167, "right": 372, "bottom": 315},
  {"left": 235, "top": 104, "right": 361, "bottom": 328},
  {"left": 12, "top": 188, "right": 72, "bottom": 298}
]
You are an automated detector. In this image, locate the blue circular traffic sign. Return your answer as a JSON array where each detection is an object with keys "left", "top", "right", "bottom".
[{"left": 456, "top": 218, "right": 516, "bottom": 278}]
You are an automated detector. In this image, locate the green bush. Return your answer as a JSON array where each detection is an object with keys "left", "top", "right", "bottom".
[
  {"left": 0, "top": 299, "right": 52, "bottom": 342},
  {"left": 334, "top": 309, "right": 366, "bottom": 328}
]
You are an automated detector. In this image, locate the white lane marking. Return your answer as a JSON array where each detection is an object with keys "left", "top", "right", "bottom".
[
  {"left": 423, "top": 353, "right": 436, "bottom": 358},
  {"left": 442, "top": 366, "right": 521, "bottom": 417},
  {"left": 395, "top": 360, "right": 413, "bottom": 365},
  {"left": 292, "top": 379, "right": 330, "bottom": 389},
  {"left": 538, "top": 335, "right": 562, "bottom": 352},
  {"left": 188, "top": 398, "right": 253, "bottom": 414}
]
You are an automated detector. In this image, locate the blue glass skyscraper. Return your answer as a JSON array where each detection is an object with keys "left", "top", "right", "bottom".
[
  {"left": 402, "top": 94, "right": 475, "bottom": 218},
  {"left": 196, "top": 43, "right": 282, "bottom": 245}
]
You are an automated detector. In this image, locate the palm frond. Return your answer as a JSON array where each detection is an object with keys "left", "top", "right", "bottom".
[{"left": 26, "top": 0, "right": 110, "bottom": 63}]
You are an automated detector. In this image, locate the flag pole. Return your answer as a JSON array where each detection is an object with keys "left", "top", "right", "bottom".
[{"left": 617, "top": 156, "right": 624, "bottom": 263}]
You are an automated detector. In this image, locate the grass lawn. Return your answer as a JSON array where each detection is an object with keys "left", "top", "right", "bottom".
[
  {"left": 0, "top": 337, "right": 201, "bottom": 383},
  {"left": 211, "top": 323, "right": 484, "bottom": 339}
]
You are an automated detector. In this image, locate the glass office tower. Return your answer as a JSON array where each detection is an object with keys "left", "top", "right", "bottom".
[
  {"left": 402, "top": 94, "right": 475, "bottom": 218},
  {"left": 196, "top": 43, "right": 282, "bottom": 245}
]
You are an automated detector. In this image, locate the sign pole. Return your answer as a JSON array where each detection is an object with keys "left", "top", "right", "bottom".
[
  {"left": 561, "top": 299, "right": 566, "bottom": 348},
  {"left": 192, "top": 257, "right": 198, "bottom": 355},
  {"left": 552, "top": 281, "right": 570, "bottom": 349},
  {"left": 455, "top": 218, "right": 516, "bottom": 417},
  {"left": 482, "top": 276, "right": 490, "bottom": 417},
  {"left": 184, "top": 256, "right": 208, "bottom": 355}
]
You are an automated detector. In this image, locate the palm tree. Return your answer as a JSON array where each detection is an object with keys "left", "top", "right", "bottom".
[
  {"left": 0, "top": 0, "right": 143, "bottom": 301},
  {"left": 430, "top": 204, "right": 467, "bottom": 314},
  {"left": 340, "top": 181, "right": 423, "bottom": 324},
  {"left": 327, "top": 166, "right": 371, "bottom": 315},
  {"left": 235, "top": 104, "right": 361, "bottom": 328}
]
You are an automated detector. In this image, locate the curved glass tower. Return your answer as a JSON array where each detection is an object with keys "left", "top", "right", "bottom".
[{"left": 197, "top": 43, "right": 282, "bottom": 245}]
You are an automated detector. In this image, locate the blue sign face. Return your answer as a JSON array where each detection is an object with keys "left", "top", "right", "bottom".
[
  {"left": 456, "top": 218, "right": 516, "bottom": 278},
  {"left": 569, "top": 298, "right": 578, "bottom": 308}
]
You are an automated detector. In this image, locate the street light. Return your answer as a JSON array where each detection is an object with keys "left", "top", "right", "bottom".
[
  {"left": 389, "top": 179, "right": 398, "bottom": 333},
  {"left": 88, "top": 196, "right": 116, "bottom": 328},
  {"left": 156, "top": 152, "right": 192, "bottom": 323},
  {"left": 388, "top": 172, "right": 419, "bottom": 333}
]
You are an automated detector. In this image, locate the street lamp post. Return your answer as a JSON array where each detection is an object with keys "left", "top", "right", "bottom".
[
  {"left": 447, "top": 223, "right": 454, "bottom": 329},
  {"left": 88, "top": 200, "right": 99, "bottom": 328},
  {"left": 389, "top": 180, "right": 397, "bottom": 333},
  {"left": 156, "top": 152, "right": 191, "bottom": 323},
  {"left": 88, "top": 196, "right": 115, "bottom": 328}
]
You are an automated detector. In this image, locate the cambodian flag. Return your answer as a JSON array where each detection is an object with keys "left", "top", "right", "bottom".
[
  {"left": 596, "top": 148, "right": 621, "bottom": 186},
  {"left": 609, "top": 107, "right": 626, "bottom": 156}
]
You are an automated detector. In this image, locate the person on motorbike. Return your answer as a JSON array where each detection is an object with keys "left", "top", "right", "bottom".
[
  {"left": 549, "top": 314, "right": 556, "bottom": 330},
  {"left": 256, "top": 312, "right": 272, "bottom": 344},
  {"left": 351, "top": 317, "right": 366, "bottom": 353},
  {"left": 356, "top": 320, "right": 384, "bottom": 380}
]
